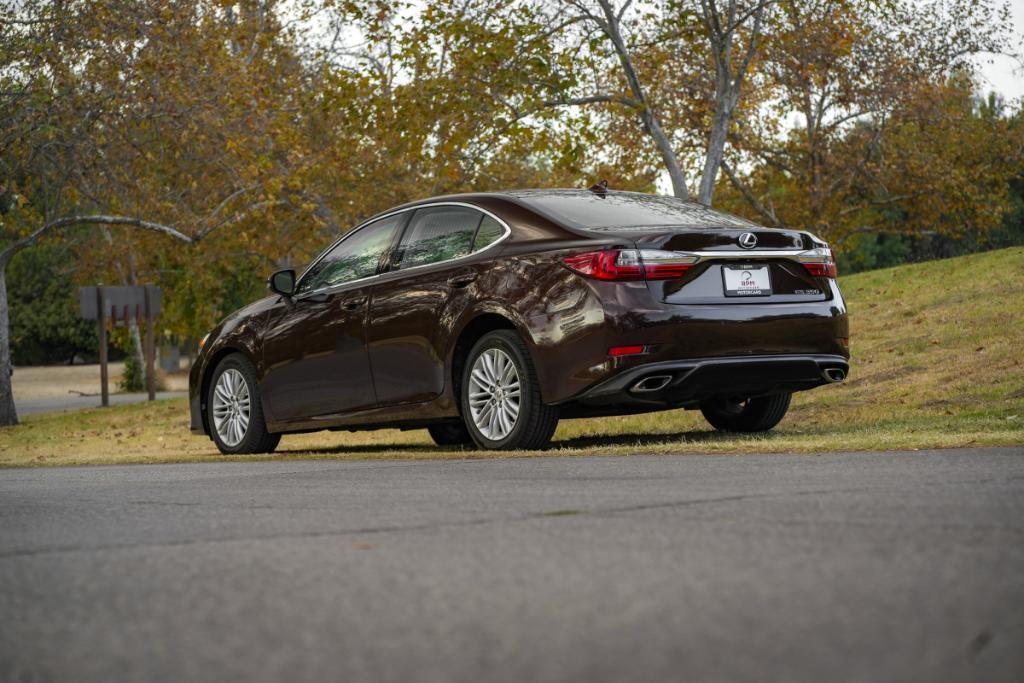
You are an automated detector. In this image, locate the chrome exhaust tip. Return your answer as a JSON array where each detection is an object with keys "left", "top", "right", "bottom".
[
  {"left": 822, "top": 368, "right": 847, "bottom": 383},
  {"left": 631, "top": 375, "right": 673, "bottom": 393}
]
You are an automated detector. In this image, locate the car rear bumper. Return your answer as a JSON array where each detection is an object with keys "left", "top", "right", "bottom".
[{"left": 569, "top": 353, "right": 849, "bottom": 408}]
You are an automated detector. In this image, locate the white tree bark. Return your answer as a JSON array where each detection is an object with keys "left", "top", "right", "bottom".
[
  {"left": 595, "top": 0, "right": 691, "bottom": 200},
  {"left": 551, "top": 1, "right": 692, "bottom": 199},
  {"left": 128, "top": 318, "right": 147, "bottom": 390},
  {"left": 696, "top": 0, "right": 773, "bottom": 206}
]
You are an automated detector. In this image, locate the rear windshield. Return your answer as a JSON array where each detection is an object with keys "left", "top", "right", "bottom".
[{"left": 512, "top": 190, "right": 759, "bottom": 230}]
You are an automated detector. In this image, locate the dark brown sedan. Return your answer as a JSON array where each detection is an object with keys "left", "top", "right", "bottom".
[{"left": 189, "top": 188, "right": 849, "bottom": 454}]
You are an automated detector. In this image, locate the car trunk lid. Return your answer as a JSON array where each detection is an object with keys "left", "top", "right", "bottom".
[{"left": 618, "top": 227, "right": 832, "bottom": 304}]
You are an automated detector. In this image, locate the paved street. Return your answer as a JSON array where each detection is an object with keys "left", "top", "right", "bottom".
[
  {"left": 11, "top": 362, "right": 189, "bottom": 415},
  {"left": 15, "top": 391, "right": 187, "bottom": 415},
  {"left": 1, "top": 448, "right": 1022, "bottom": 683}
]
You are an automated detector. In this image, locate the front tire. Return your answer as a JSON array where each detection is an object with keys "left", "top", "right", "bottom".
[
  {"left": 700, "top": 392, "right": 792, "bottom": 433},
  {"left": 461, "top": 330, "right": 559, "bottom": 450},
  {"left": 207, "top": 354, "right": 281, "bottom": 455}
]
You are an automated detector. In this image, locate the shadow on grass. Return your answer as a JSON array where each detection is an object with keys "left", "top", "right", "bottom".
[
  {"left": 276, "top": 427, "right": 781, "bottom": 456},
  {"left": 553, "top": 429, "right": 778, "bottom": 451}
]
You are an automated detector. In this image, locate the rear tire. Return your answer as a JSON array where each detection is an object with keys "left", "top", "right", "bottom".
[
  {"left": 207, "top": 354, "right": 281, "bottom": 455},
  {"left": 427, "top": 422, "right": 473, "bottom": 447},
  {"left": 461, "top": 330, "right": 559, "bottom": 450},
  {"left": 700, "top": 392, "right": 792, "bottom": 433}
]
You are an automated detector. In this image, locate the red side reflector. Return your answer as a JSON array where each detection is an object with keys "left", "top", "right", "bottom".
[{"left": 608, "top": 345, "right": 646, "bottom": 357}]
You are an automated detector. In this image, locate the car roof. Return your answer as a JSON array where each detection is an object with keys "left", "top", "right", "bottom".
[{"left": 368, "top": 188, "right": 768, "bottom": 237}]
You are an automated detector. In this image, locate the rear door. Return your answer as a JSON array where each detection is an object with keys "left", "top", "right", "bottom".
[{"left": 367, "top": 205, "right": 506, "bottom": 406}]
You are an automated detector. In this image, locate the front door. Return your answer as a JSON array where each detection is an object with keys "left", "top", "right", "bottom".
[{"left": 260, "top": 213, "right": 404, "bottom": 422}]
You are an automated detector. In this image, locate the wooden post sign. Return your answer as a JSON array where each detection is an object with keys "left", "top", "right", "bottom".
[{"left": 79, "top": 285, "right": 162, "bottom": 406}]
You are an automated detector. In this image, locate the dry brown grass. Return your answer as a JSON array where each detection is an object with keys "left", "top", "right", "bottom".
[{"left": 2, "top": 247, "right": 1022, "bottom": 467}]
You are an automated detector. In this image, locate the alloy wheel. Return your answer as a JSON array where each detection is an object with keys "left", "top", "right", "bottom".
[
  {"left": 212, "top": 368, "right": 251, "bottom": 447},
  {"left": 468, "top": 348, "right": 521, "bottom": 440}
]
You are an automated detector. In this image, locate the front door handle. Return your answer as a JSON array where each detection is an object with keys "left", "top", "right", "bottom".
[
  {"left": 342, "top": 297, "right": 367, "bottom": 311},
  {"left": 447, "top": 272, "right": 477, "bottom": 288}
]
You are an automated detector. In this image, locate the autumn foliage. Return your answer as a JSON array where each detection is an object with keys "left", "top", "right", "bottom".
[{"left": 0, "top": 0, "right": 1021, "bottom": 425}]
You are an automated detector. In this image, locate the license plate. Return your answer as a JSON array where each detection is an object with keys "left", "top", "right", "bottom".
[{"left": 722, "top": 264, "right": 771, "bottom": 297}]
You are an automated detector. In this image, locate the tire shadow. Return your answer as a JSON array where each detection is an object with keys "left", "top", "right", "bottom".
[{"left": 275, "top": 427, "right": 780, "bottom": 456}]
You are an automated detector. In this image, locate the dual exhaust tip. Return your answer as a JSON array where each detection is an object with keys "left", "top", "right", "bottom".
[
  {"left": 822, "top": 367, "right": 847, "bottom": 383},
  {"left": 630, "top": 367, "right": 846, "bottom": 393},
  {"left": 631, "top": 374, "right": 673, "bottom": 393}
]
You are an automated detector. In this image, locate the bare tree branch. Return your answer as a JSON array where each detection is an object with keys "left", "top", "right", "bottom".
[
  {"left": 1, "top": 215, "right": 195, "bottom": 266},
  {"left": 720, "top": 160, "right": 783, "bottom": 227},
  {"left": 543, "top": 94, "right": 642, "bottom": 108},
  {"left": 592, "top": 0, "right": 690, "bottom": 199}
]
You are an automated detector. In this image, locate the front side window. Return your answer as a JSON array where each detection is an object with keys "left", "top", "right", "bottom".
[
  {"left": 296, "top": 213, "right": 403, "bottom": 294},
  {"left": 394, "top": 206, "right": 482, "bottom": 270}
]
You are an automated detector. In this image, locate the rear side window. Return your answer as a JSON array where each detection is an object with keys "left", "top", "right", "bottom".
[
  {"left": 472, "top": 216, "right": 506, "bottom": 251},
  {"left": 395, "top": 206, "right": 483, "bottom": 269},
  {"left": 296, "top": 213, "right": 403, "bottom": 294}
]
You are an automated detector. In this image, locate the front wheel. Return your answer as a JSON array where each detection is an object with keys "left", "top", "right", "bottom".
[
  {"left": 461, "top": 330, "right": 559, "bottom": 450},
  {"left": 207, "top": 354, "right": 281, "bottom": 455},
  {"left": 699, "top": 392, "right": 792, "bottom": 433}
]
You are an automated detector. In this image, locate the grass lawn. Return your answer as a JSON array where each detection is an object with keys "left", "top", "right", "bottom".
[{"left": 2, "top": 247, "right": 1023, "bottom": 467}]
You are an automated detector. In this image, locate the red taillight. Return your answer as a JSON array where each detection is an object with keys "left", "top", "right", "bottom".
[
  {"left": 561, "top": 250, "right": 642, "bottom": 281},
  {"left": 802, "top": 262, "right": 837, "bottom": 278},
  {"left": 561, "top": 249, "right": 697, "bottom": 281},
  {"left": 799, "top": 247, "right": 837, "bottom": 278},
  {"left": 643, "top": 261, "right": 694, "bottom": 279},
  {"left": 608, "top": 345, "right": 646, "bottom": 357}
]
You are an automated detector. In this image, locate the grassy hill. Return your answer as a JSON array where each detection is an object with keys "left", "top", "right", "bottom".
[{"left": 2, "top": 247, "right": 1023, "bottom": 466}]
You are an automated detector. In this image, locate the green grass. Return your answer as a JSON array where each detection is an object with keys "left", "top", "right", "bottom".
[{"left": 2, "top": 247, "right": 1023, "bottom": 467}]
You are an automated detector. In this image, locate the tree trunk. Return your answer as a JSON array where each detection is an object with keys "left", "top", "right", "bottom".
[
  {"left": 596, "top": 0, "right": 690, "bottom": 201},
  {"left": 646, "top": 112, "right": 691, "bottom": 200},
  {"left": 0, "top": 258, "right": 18, "bottom": 426},
  {"left": 698, "top": 99, "right": 734, "bottom": 206},
  {"left": 129, "top": 318, "right": 146, "bottom": 389}
]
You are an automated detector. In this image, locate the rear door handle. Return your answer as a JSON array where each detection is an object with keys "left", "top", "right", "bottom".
[
  {"left": 342, "top": 297, "right": 367, "bottom": 311},
  {"left": 447, "top": 272, "right": 477, "bottom": 288}
]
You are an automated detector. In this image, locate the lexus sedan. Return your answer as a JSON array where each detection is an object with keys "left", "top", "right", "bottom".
[{"left": 190, "top": 188, "right": 849, "bottom": 454}]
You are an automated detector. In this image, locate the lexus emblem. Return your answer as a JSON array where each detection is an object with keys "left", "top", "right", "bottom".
[{"left": 738, "top": 232, "right": 757, "bottom": 249}]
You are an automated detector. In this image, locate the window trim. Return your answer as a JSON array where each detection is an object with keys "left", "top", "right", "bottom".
[
  {"left": 294, "top": 211, "right": 409, "bottom": 297},
  {"left": 293, "top": 201, "right": 511, "bottom": 298}
]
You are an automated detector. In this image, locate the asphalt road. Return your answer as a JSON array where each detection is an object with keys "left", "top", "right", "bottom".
[{"left": 1, "top": 448, "right": 1022, "bottom": 683}]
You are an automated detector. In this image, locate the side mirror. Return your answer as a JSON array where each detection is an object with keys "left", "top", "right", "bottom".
[{"left": 268, "top": 269, "right": 296, "bottom": 297}]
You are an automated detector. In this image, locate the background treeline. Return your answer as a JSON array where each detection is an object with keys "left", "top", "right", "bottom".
[{"left": 1, "top": 0, "right": 1022, "bottom": 370}]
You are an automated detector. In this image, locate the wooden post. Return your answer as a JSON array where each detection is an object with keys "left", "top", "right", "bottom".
[
  {"left": 96, "top": 286, "right": 109, "bottom": 407},
  {"left": 144, "top": 286, "right": 155, "bottom": 401}
]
